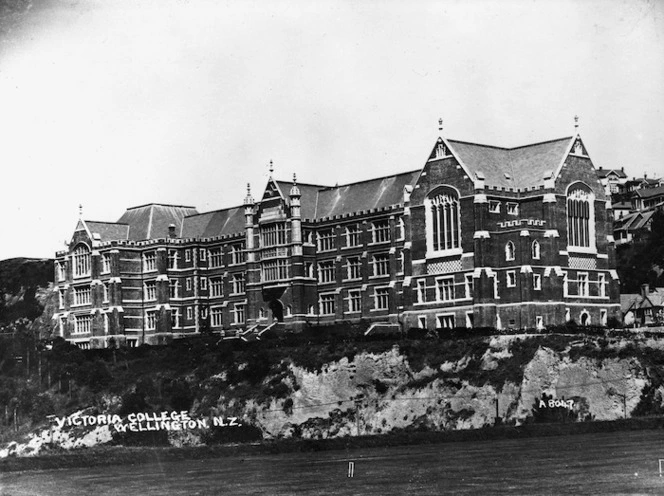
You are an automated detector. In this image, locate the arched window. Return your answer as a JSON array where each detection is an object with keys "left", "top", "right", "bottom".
[
  {"left": 73, "top": 245, "right": 91, "bottom": 278},
  {"left": 567, "top": 186, "right": 595, "bottom": 249},
  {"left": 532, "top": 240, "right": 540, "bottom": 260},
  {"left": 505, "top": 241, "right": 515, "bottom": 261},
  {"left": 426, "top": 188, "right": 461, "bottom": 254}
]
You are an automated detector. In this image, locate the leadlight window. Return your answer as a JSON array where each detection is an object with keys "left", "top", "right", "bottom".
[
  {"left": 199, "top": 249, "right": 207, "bottom": 262},
  {"left": 201, "top": 277, "right": 208, "bottom": 291},
  {"left": 465, "top": 274, "right": 473, "bottom": 299},
  {"left": 345, "top": 225, "right": 361, "bottom": 247},
  {"left": 599, "top": 274, "right": 606, "bottom": 298},
  {"left": 171, "top": 308, "right": 180, "bottom": 328},
  {"left": 169, "top": 280, "right": 179, "bottom": 299},
  {"left": 427, "top": 190, "right": 460, "bottom": 253},
  {"left": 231, "top": 243, "right": 246, "bottom": 264},
  {"left": 101, "top": 253, "right": 112, "bottom": 274},
  {"left": 261, "top": 223, "right": 288, "bottom": 247},
  {"left": 73, "top": 315, "right": 92, "bottom": 334},
  {"left": 145, "top": 310, "right": 157, "bottom": 330},
  {"left": 347, "top": 289, "right": 361, "bottom": 313},
  {"left": 168, "top": 250, "right": 178, "bottom": 269},
  {"left": 103, "top": 283, "right": 109, "bottom": 303},
  {"left": 232, "top": 304, "right": 245, "bottom": 324},
  {"left": 489, "top": 201, "right": 500, "bottom": 213},
  {"left": 372, "top": 253, "right": 389, "bottom": 277},
  {"left": 73, "top": 286, "right": 91, "bottom": 306},
  {"left": 144, "top": 281, "right": 156, "bottom": 301},
  {"left": 374, "top": 287, "right": 389, "bottom": 310},
  {"left": 210, "top": 277, "right": 224, "bottom": 297},
  {"left": 396, "top": 217, "right": 405, "bottom": 240},
  {"left": 507, "top": 203, "right": 518, "bottom": 215},
  {"left": 346, "top": 257, "right": 362, "bottom": 280},
  {"left": 567, "top": 187, "right": 594, "bottom": 248},
  {"left": 372, "top": 220, "right": 390, "bottom": 244},
  {"left": 318, "top": 230, "right": 335, "bottom": 252},
  {"left": 144, "top": 252, "right": 157, "bottom": 272},
  {"left": 56, "top": 262, "right": 66, "bottom": 281},
  {"left": 578, "top": 273, "right": 589, "bottom": 297},
  {"left": 232, "top": 273, "right": 245, "bottom": 294},
  {"left": 416, "top": 280, "right": 426, "bottom": 303},
  {"left": 319, "top": 293, "right": 335, "bottom": 315},
  {"left": 263, "top": 259, "right": 289, "bottom": 282},
  {"left": 211, "top": 308, "right": 223, "bottom": 327},
  {"left": 209, "top": 248, "right": 223, "bottom": 267},
  {"left": 318, "top": 261, "right": 335, "bottom": 283},
  {"left": 436, "top": 277, "right": 454, "bottom": 301},
  {"left": 73, "top": 245, "right": 91, "bottom": 278}
]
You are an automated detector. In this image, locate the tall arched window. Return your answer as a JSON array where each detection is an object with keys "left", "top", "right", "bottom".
[
  {"left": 426, "top": 188, "right": 461, "bottom": 254},
  {"left": 532, "top": 240, "right": 540, "bottom": 260},
  {"left": 567, "top": 185, "right": 595, "bottom": 249},
  {"left": 73, "top": 244, "right": 91, "bottom": 278},
  {"left": 505, "top": 241, "right": 515, "bottom": 261}
]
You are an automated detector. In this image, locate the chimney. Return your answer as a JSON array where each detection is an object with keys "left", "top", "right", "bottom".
[
  {"left": 168, "top": 224, "right": 176, "bottom": 238},
  {"left": 641, "top": 283, "right": 650, "bottom": 298}
]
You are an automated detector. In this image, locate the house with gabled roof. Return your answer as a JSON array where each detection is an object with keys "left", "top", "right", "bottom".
[
  {"left": 596, "top": 166, "right": 627, "bottom": 195},
  {"left": 53, "top": 122, "right": 621, "bottom": 348}
]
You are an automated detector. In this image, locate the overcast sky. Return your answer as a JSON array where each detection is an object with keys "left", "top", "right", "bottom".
[{"left": 1, "top": 0, "right": 663, "bottom": 261}]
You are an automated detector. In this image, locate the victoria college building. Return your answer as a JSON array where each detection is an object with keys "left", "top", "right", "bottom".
[{"left": 54, "top": 125, "right": 621, "bottom": 348}]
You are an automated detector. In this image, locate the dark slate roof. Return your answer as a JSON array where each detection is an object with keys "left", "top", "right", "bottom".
[
  {"left": 634, "top": 185, "right": 664, "bottom": 198},
  {"left": 85, "top": 221, "right": 129, "bottom": 242},
  {"left": 117, "top": 204, "right": 199, "bottom": 241},
  {"left": 597, "top": 168, "right": 627, "bottom": 179},
  {"left": 446, "top": 137, "right": 573, "bottom": 190},
  {"left": 312, "top": 170, "right": 420, "bottom": 219},
  {"left": 274, "top": 181, "right": 331, "bottom": 220},
  {"left": 611, "top": 201, "right": 632, "bottom": 210},
  {"left": 181, "top": 206, "right": 246, "bottom": 238}
]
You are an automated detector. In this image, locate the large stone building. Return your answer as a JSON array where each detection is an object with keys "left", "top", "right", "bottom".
[{"left": 53, "top": 126, "right": 621, "bottom": 348}]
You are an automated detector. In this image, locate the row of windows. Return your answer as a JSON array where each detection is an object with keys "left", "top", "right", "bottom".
[
  {"left": 316, "top": 287, "right": 391, "bottom": 315},
  {"left": 153, "top": 303, "right": 247, "bottom": 330},
  {"left": 315, "top": 253, "right": 404, "bottom": 283},
  {"left": 315, "top": 219, "right": 405, "bottom": 252},
  {"left": 416, "top": 275, "right": 473, "bottom": 303}
]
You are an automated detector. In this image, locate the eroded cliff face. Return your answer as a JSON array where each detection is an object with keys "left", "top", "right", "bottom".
[{"left": 4, "top": 336, "right": 661, "bottom": 457}]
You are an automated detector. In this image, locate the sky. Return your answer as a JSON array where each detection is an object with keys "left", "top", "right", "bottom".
[{"left": 0, "top": 0, "right": 663, "bottom": 260}]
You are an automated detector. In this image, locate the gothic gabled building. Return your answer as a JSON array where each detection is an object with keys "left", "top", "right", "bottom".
[{"left": 53, "top": 126, "right": 621, "bottom": 348}]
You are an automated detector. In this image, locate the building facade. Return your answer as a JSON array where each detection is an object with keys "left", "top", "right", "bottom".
[{"left": 53, "top": 128, "right": 622, "bottom": 348}]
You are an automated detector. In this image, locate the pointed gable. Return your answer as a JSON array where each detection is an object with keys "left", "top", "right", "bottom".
[{"left": 444, "top": 137, "right": 574, "bottom": 190}]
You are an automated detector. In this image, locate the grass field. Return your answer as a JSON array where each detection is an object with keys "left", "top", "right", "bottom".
[{"left": 2, "top": 429, "right": 664, "bottom": 495}]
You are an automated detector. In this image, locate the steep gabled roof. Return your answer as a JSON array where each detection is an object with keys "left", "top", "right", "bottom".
[
  {"left": 597, "top": 168, "right": 627, "bottom": 179},
  {"left": 312, "top": 170, "right": 420, "bottom": 219},
  {"left": 634, "top": 184, "right": 664, "bottom": 198},
  {"left": 117, "top": 203, "right": 198, "bottom": 241},
  {"left": 85, "top": 221, "right": 129, "bottom": 242},
  {"left": 274, "top": 180, "right": 330, "bottom": 220},
  {"left": 445, "top": 137, "right": 574, "bottom": 190},
  {"left": 181, "top": 206, "right": 245, "bottom": 238}
]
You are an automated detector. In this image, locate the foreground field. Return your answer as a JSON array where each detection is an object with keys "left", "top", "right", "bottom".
[{"left": 2, "top": 429, "right": 664, "bottom": 495}]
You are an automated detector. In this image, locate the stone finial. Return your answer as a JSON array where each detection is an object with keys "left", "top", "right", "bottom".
[
  {"left": 244, "top": 183, "right": 254, "bottom": 205},
  {"left": 79, "top": 204, "right": 83, "bottom": 218},
  {"left": 438, "top": 118, "right": 443, "bottom": 132},
  {"left": 574, "top": 115, "right": 579, "bottom": 132},
  {"left": 290, "top": 173, "right": 301, "bottom": 197},
  {"left": 269, "top": 160, "right": 274, "bottom": 177}
]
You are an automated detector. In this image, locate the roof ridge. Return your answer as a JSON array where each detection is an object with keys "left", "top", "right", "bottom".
[
  {"left": 184, "top": 205, "right": 243, "bottom": 218},
  {"left": 448, "top": 136, "right": 573, "bottom": 150},
  {"left": 125, "top": 202, "right": 197, "bottom": 210},
  {"left": 85, "top": 220, "right": 129, "bottom": 226},
  {"left": 320, "top": 168, "right": 421, "bottom": 190}
]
